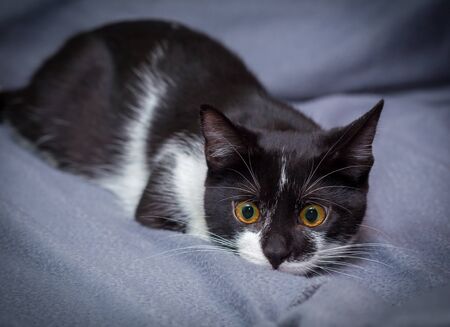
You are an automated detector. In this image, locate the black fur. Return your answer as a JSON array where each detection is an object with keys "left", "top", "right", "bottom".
[
  {"left": 200, "top": 103, "right": 382, "bottom": 269},
  {"left": 1, "top": 20, "right": 383, "bottom": 272}
]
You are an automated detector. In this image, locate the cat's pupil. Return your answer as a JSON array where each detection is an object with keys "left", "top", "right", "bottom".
[
  {"left": 305, "top": 207, "right": 318, "bottom": 222},
  {"left": 242, "top": 205, "right": 254, "bottom": 220}
]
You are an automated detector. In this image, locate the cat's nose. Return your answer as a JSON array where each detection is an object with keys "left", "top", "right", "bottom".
[{"left": 263, "top": 235, "right": 290, "bottom": 270}]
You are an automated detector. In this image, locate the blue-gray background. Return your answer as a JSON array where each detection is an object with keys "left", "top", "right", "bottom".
[{"left": 1, "top": 1, "right": 450, "bottom": 326}]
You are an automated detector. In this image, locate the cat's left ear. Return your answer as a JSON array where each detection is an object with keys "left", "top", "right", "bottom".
[
  {"left": 200, "top": 104, "right": 252, "bottom": 171},
  {"left": 330, "top": 100, "right": 384, "bottom": 170}
]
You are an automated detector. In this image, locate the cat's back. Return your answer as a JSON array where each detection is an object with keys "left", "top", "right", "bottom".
[
  {"left": 1, "top": 19, "right": 319, "bottom": 214},
  {"left": 93, "top": 20, "right": 261, "bottom": 94},
  {"left": 2, "top": 20, "right": 262, "bottom": 176}
]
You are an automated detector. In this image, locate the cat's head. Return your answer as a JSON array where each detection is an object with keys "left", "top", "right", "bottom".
[{"left": 200, "top": 101, "right": 383, "bottom": 275}]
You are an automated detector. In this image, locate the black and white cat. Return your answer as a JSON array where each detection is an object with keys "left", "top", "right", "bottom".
[{"left": 1, "top": 20, "right": 383, "bottom": 275}]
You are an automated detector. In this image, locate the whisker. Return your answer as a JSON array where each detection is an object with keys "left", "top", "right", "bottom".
[
  {"left": 302, "top": 125, "right": 357, "bottom": 194},
  {"left": 317, "top": 265, "right": 363, "bottom": 280},
  {"left": 137, "top": 245, "right": 233, "bottom": 261},
  {"left": 247, "top": 152, "right": 261, "bottom": 190},
  {"left": 162, "top": 234, "right": 230, "bottom": 246},
  {"left": 308, "top": 196, "right": 352, "bottom": 213},
  {"left": 218, "top": 136, "right": 261, "bottom": 192},
  {"left": 316, "top": 248, "right": 371, "bottom": 258},
  {"left": 237, "top": 182, "right": 257, "bottom": 194},
  {"left": 295, "top": 262, "right": 324, "bottom": 277},
  {"left": 358, "top": 223, "right": 394, "bottom": 241},
  {"left": 151, "top": 248, "right": 237, "bottom": 260},
  {"left": 305, "top": 165, "right": 371, "bottom": 193},
  {"left": 138, "top": 214, "right": 236, "bottom": 247},
  {"left": 302, "top": 159, "right": 316, "bottom": 193},
  {"left": 320, "top": 253, "right": 393, "bottom": 268},
  {"left": 303, "top": 185, "right": 362, "bottom": 197},
  {"left": 227, "top": 168, "right": 258, "bottom": 194},
  {"left": 206, "top": 186, "right": 255, "bottom": 194},
  {"left": 343, "top": 255, "right": 392, "bottom": 268},
  {"left": 320, "top": 242, "right": 407, "bottom": 251},
  {"left": 218, "top": 194, "right": 255, "bottom": 203},
  {"left": 315, "top": 259, "right": 367, "bottom": 271}
]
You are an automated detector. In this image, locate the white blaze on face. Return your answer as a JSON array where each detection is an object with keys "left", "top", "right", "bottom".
[
  {"left": 278, "top": 153, "right": 288, "bottom": 194},
  {"left": 236, "top": 231, "right": 270, "bottom": 266}
]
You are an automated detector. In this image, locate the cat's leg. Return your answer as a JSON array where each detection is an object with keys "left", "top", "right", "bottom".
[
  {"left": 135, "top": 158, "right": 187, "bottom": 232},
  {"left": 135, "top": 134, "right": 207, "bottom": 234}
]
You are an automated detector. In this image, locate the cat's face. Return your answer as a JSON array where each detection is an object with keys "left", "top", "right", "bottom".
[{"left": 200, "top": 101, "right": 383, "bottom": 275}]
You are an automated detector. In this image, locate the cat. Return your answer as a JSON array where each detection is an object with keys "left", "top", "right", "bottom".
[{"left": 0, "top": 20, "right": 383, "bottom": 275}]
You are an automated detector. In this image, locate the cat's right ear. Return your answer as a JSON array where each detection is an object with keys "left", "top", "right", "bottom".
[
  {"left": 325, "top": 100, "right": 383, "bottom": 181},
  {"left": 200, "top": 104, "right": 248, "bottom": 171}
]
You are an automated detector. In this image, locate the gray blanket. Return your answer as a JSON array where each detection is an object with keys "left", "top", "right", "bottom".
[{"left": 1, "top": 1, "right": 450, "bottom": 326}]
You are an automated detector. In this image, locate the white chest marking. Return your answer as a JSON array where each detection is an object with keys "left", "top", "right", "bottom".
[
  {"left": 96, "top": 52, "right": 168, "bottom": 214},
  {"left": 172, "top": 141, "right": 208, "bottom": 238}
]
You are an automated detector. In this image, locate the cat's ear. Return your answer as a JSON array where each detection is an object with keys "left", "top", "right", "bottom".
[
  {"left": 329, "top": 100, "right": 384, "bottom": 175},
  {"left": 200, "top": 104, "right": 248, "bottom": 170}
]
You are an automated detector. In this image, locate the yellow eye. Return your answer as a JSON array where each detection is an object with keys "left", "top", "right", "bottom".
[
  {"left": 299, "top": 204, "right": 326, "bottom": 227},
  {"left": 234, "top": 201, "right": 260, "bottom": 224}
]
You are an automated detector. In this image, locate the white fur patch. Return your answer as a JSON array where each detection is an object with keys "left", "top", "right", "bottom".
[
  {"left": 145, "top": 135, "right": 208, "bottom": 238},
  {"left": 172, "top": 140, "right": 208, "bottom": 238},
  {"left": 236, "top": 231, "right": 270, "bottom": 266},
  {"left": 96, "top": 47, "right": 169, "bottom": 214},
  {"left": 278, "top": 153, "right": 288, "bottom": 192}
]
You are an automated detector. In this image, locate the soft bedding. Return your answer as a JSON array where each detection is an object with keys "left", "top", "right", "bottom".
[{"left": 1, "top": 1, "right": 450, "bottom": 326}]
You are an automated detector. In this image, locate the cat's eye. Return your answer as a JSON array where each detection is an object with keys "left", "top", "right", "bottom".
[
  {"left": 234, "top": 201, "right": 260, "bottom": 224},
  {"left": 299, "top": 204, "right": 327, "bottom": 227}
]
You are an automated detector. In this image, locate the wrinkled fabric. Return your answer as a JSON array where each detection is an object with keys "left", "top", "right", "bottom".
[{"left": 1, "top": 1, "right": 450, "bottom": 326}]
